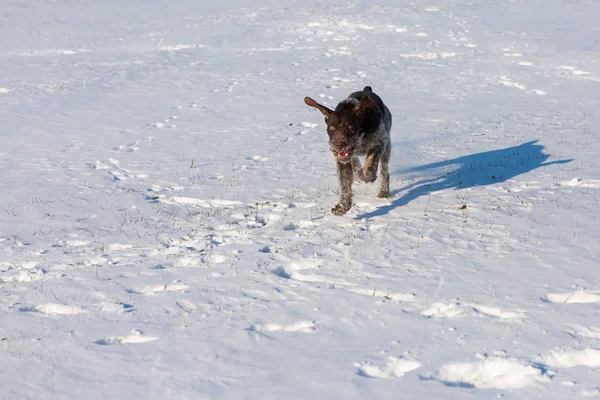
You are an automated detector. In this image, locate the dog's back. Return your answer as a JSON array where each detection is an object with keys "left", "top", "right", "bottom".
[{"left": 347, "top": 86, "right": 392, "bottom": 139}]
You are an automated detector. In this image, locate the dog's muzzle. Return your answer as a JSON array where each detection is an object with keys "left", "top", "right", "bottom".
[{"left": 334, "top": 149, "right": 352, "bottom": 161}]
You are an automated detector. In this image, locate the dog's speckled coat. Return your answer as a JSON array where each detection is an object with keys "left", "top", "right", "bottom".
[{"left": 305, "top": 86, "right": 392, "bottom": 215}]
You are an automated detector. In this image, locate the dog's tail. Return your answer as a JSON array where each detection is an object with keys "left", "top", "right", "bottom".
[{"left": 363, "top": 86, "right": 373, "bottom": 93}]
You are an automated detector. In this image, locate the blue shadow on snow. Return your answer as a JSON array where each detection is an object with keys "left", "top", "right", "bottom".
[{"left": 356, "top": 140, "right": 572, "bottom": 219}]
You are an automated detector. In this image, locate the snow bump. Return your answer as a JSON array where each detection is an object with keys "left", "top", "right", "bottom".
[{"left": 429, "top": 358, "right": 547, "bottom": 389}]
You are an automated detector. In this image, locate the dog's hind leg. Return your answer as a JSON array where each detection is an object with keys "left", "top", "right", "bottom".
[
  {"left": 377, "top": 142, "right": 391, "bottom": 198},
  {"left": 362, "top": 147, "right": 382, "bottom": 183}
]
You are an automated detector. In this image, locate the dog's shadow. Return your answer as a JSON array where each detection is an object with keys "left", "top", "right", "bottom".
[{"left": 356, "top": 140, "right": 572, "bottom": 219}]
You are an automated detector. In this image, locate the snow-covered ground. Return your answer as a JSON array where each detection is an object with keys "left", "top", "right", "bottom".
[{"left": 1, "top": 0, "right": 599, "bottom": 398}]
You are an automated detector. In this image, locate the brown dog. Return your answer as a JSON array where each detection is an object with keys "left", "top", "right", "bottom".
[{"left": 305, "top": 86, "right": 392, "bottom": 215}]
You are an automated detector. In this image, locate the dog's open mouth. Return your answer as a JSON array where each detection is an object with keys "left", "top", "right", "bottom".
[{"left": 335, "top": 149, "right": 351, "bottom": 160}]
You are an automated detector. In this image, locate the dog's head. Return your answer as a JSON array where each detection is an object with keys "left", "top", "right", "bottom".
[{"left": 304, "top": 95, "right": 372, "bottom": 163}]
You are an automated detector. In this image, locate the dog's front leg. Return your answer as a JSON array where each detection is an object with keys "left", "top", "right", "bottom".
[{"left": 332, "top": 160, "right": 353, "bottom": 215}]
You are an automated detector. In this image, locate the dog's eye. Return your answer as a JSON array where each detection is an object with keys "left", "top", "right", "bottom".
[
  {"left": 347, "top": 125, "right": 353, "bottom": 130},
  {"left": 328, "top": 125, "right": 336, "bottom": 132}
]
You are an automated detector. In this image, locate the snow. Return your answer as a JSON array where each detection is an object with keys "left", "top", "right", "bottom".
[
  {"left": 248, "top": 320, "right": 316, "bottom": 333},
  {"left": 428, "top": 357, "right": 549, "bottom": 389},
  {"left": 20, "top": 303, "right": 88, "bottom": 315},
  {"left": 545, "top": 290, "right": 600, "bottom": 304},
  {"left": 357, "top": 356, "right": 422, "bottom": 379},
  {"left": 537, "top": 349, "right": 600, "bottom": 369},
  {"left": 1, "top": 0, "right": 600, "bottom": 399},
  {"left": 570, "top": 325, "right": 600, "bottom": 340},
  {"left": 95, "top": 330, "right": 159, "bottom": 345}
]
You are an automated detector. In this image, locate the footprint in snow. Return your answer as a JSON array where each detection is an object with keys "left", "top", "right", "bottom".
[
  {"left": 148, "top": 116, "right": 177, "bottom": 128},
  {"left": 89, "top": 158, "right": 146, "bottom": 181},
  {"left": 281, "top": 220, "right": 319, "bottom": 231},
  {"left": 272, "top": 261, "right": 353, "bottom": 286},
  {"left": 356, "top": 356, "right": 421, "bottom": 379},
  {"left": 112, "top": 141, "right": 140, "bottom": 152}
]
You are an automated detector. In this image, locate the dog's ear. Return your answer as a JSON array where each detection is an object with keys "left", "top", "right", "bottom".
[
  {"left": 353, "top": 95, "right": 372, "bottom": 117},
  {"left": 304, "top": 97, "right": 332, "bottom": 119}
]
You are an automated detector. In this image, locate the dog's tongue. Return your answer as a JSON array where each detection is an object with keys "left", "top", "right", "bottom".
[{"left": 336, "top": 150, "right": 350, "bottom": 159}]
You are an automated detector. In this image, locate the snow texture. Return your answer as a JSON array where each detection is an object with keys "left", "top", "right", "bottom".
[
  {"left": 429, "top": 357, "right": 548, "bottom": 389},
  {"left": 1, "top": 0, "right": 600, "bottom": 399}
]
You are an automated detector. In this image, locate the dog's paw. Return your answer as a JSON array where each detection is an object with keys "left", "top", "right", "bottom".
[
  {"left": 377, "top": 190, "right": 390, "bottom": 199},
  {"left": 332, "top": 203, "right": 350, "bottom": 216}
]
